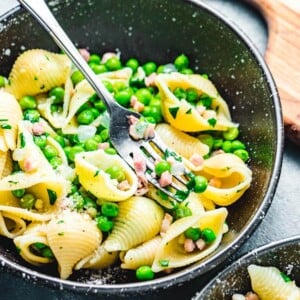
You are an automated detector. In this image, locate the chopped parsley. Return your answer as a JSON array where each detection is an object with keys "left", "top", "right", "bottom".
[
  {"left": 175, "top": 189, "right": 190, "bottom": 202},
  {"left": 208, "top": 118, "right": 217, "bottom": 127},
  {"left": 8, "top": 180, "right": 18, "bottom": 185},
  {"left": 34, "top": 76, "right": 38, "bottom": 81},
  {"left": 20, "top": 133, "right": 26, "bottom": 148},
  {"left": 57, "top": 220, "right": 64, "bottom": 224},
  {"left": 185, "top": 108, "right": 192, "bottom": 114},
  {"left": 168, "top": 106, "right": 179, "bottom": 119},
  {"left": 58, "top": 232, "right": 64, "bottom": 236},
  {"left": 94, "top": 170, "right": 100, "bottom": 177},
  {"left": 0, "top": 123, "right": 12, "bottom": 129},
  {"left": 164, "top": 149, "right": 182, "bottom": 162},
  {"left": 40, "top": 84, "right": 45, "bottom": 90},
  {"left": 0, "top": 118, "right": 8, "bottom": 122},
  {"left": 159, "top": 259, "right": 169, "bottom": 267},
  {"left": 47, "top": 189, "right": 57, "bottom": 205}
]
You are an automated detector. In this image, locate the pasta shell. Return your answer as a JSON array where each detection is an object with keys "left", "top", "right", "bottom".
[
  {"left": 155, "top": 72, "right": 235, "bottom": 132},
  {"left": 46, "top": 211, "right": 101, "bottom": 279},
  {"left": 152, "top": 208, "right": 228, "bottom": 272},
  {"left": 120, "top": 236, "right": 162, "bottom": 270},
  {"left": 0, "top": 150, "right": 13, "bottom": 179},
  {"left": 0, "top": 212, "right": 26, "bottom": 238},
  {"left": 155, "top": 123, "right": 209, "bottom": 171},
  {"left": 0, "top": 191, "right": 20, "bottom": 207},
  {"left": 0, "top": 91, "right": 23, "bottom": 151},
  {"left": 104, "top": 196, "right": 164, "bottom": 252},
  {"left": 6, "top": 49, "right": 72, "bottom": 99},
  {"left": 248, "top": 264, "right": 300, "bottom": 300},
  {"left": 75, "top": 149, "right": 138, "bottom": 201},
  {"left": 75, "top": 245, "right": 118, "bottom": 270}
]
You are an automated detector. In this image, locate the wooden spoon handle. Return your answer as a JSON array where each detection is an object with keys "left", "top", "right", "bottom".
[{"left": 249, "top": 0, "right": 300, "bottom": 145}]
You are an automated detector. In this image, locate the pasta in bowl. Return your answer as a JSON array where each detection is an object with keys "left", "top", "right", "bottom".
[{"left": 0, "top": 0, "right": 282, "bottom": 296}]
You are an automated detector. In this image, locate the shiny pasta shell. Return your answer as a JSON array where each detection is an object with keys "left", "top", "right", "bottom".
[
  {"left": 104, "top": 196, "right": 164, "bottom": 252},
  {"left": 0, "top": 91, "right": 23, "bottom": 151},
  {"left": 6, "top": 49, "right": 72, "bottom": 99},
  {"left": 46, "top": 211, "right": 101, "bottom": 279},
  {"left": 248, "top": 264, "right": 300, "bottom": 300},
  {"left": 155, "top": 72, "right": 235, "bottom": 132},
  {"left": 0, "top": 212, "right": 26, "bottom": 239},
  {"left": 0, "top": 150, "right": 13, "bottom": 179}
]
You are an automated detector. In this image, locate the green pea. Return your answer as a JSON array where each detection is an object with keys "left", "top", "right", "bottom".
[
  {"left": 126, "top": 58, "right": 139, "bottom": 72},
  {"left": 185, "top": 88, "right": 198, "bottom": 102},
  {"left": 41, "top": 247, "right": 54, "bottom": 259},
  {"left": 0, "top": 75, "right": 6, "bottom": 87},
  {"left": 174, "top": 205, "right": 192, "bottom": 220},
  {"left": 33, "top": 135, "right": 47, "bottom": 149},
  {"left": 231, "top": 140, "right": 246, "bottom": 151},
  {"left": 94, "top": 100, "right": 106, "bottom": 112},
  {"left": 223, "top": 127, "right": 239, "bottom": 141},
  {"left": 49, "top": 157, "right": 62, "bottom": 169},
  {"left": 144, "top": 116, "right": 156, "bottom": 124},
  {"left": 113, "top": 81, "right": 127, "bottom": 92},
  {"left": 181, "top": 68, "right": 194, "bottom": 74},
  {"left": 103, "top": 81, "right": 114, "bottom": 92},
  {"left": 23, "top": 109, "right": 40, "bottom": 122},
  {"left": 69, "top": 183, "right": 78, "bottom": 195},
  {"left": 50, "top": 104, "right": 59, "bottom": 113},
  {"left": 154, "top": 160, "right": 171, "bottom": 176},
  {"left": 93, "top": 134, "right": 102, "bottom": 143},
  {"left": 222, "top": 140, "right": 232, "bottom": 153},
  {"left": 114, "top": 89, "right": 132, "bottom": 107},
  {"left": 213, "top": 138, "right": 223, "bottom": 150},
  {"left": 193, "top": 175, "right": 208, "bottom": 193},
  {"left": 68, "top": 134, "right": 80, "bottom": 145},
  {"left": 105, "top": 57, "right": 122, "bottom": 71},
  {"left": 53, "top": 135, "right": 66, "bottom": 148},
  {"left": 89, "top": 107, "right": 100, "bottom": 118},
  {"left": 136, "top": 266, "right": 155, "bottom": 281},
  {"left": 100, "top": 129, "right": 109, "bottom": 141},
  {"left": 142, "top": 106, "right": 162, "bottom": 123},
  {"left": 202, "top": 228, "right": 216, "bottom": 243},
  {"left": 101, "top": 202, "right": 119, "bottom": 217},
  {"left": 91, "top": 63, "right": 107, "bottom": 74},
  {"left": 202, "top": 74, "right": 209, "bottom": 79},
  {"left": 64, "top": 146, "right": 72, "bottom": 160},
  {"left": 77, "top": 109, "right": 95, "bottom": 125},
  {"left": 49, "top": 87, "right": 65, "bottom": 104},
  {"left": 88, "top": 54, "right": 101, "bottom": 65},
  {"left": 83, "top": 196, "right": 97, "bottom": 209},
  {"left": 234, "top": 149, "right": 249, "bottom": 162},
  {"left": 68, "top": 145, "right": 84, "bottom": 162},
  {"left": 105, "top": 165, "right": 126, "bottom": 182},
  {"left": 174, "top": 54, "right": 189, "bottom": 71},
  {"left": 77, "top": 102, "right": 92, "bottom": 114},
  {"left": 19, "top": 95, "right": 37, "bottom": 110},
  {"left": 11, "top": 188, "right": 26, "bottom": 198},
  {"left": 198, "top": 95, "right": 213, "bottom": 108},
  {"left": 173, "top": 87, "right": 187, "bottom": 100},
  {"left": 71, "top": 70, "right": 85, "bottom": 85},
  {"left": 184, "top": 227, "right": 202, "bottom": 241},
  {"left": 156, "top": 65, "right": 165, "bottom": 74},
  {"left": 96, "top": 216, "right": 114, "bottom": 232},
  {"left": 43, "top": 145, "right": 58, "bottom": 160},
  {"left": 135, "top": 88, "right": 152, "bottom": 105},
  {"left": 142, "top": 62, "right": 157, "bottom": 75},
  {"left": 84, "top": 138, "right": 99, "bottom": 151},
  {"left": 104, "top": 147, "right": 116, "bottom": 155},
  {"left": 149, "top": 98, "right": 162, "bottom": 110},
  {"left": 198, "top": 134, "right": 214, "bottom": 151},
  {"left": 20, "top": 193, "right": 36, "bottom": 209}
]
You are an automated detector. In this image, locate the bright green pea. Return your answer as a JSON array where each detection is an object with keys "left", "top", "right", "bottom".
[
  {"left": 0, "top": 75, "right": 6, "bottom": 87},
  {"left": 63, "top": 146, "right": 72, "bottom": 160},
  {"left": 186, "top": 88, "right": 198, "bottom": 102},
  {"left": 142, "top": 62, "right": 157, "bottom": 76},
  {"left": 68, "top": 145, "right": 84, "bottom": 162},
  {"left": 173, "top": 87, "right": 187, "bottom": 100},
  {"left": 174, "top": 54, "right": 189, "bottom": 71},
  {"left": 144, "top": 116, "right": 156, "bottom": 124},
  {"left": 126, "top": 58, "right": 139, "bottom": 72},
  {"left": 231, "top": 140, "right": 246, "bottom": 151},
  {"left": 135, "top": 88, "right": 152, "bottom": 105},
  {"left": 96, "top": 216, "right": 114, "bottom": 232},
  {"left": 77, "top": 109, "right": 95, "bottom": 125},
  {"left": 154, "top": 160, "right": 171, "bottom": 176},
  {"left": 136, "top": 266, "right": 154, "bottom": 281},
  {"left": 202, "top": 228, "right": 216, "bottom": 243},
  {"left": 202, "top": 74, "right": 209, "bottom": 79},
  {"left": 88, "top": 54, "right": 101, "bottom": 65},
  {"left": 198, "top": 95, "right": 213, "bottom": 108},
  {"left": 33, "top": 135, "right": 47, "bottom": 149},
  {"left": 181, "top": 68, "right": 194, "bottom": 74},
  {"left": 49, "top": 87, "right": 65, "bottom": 104},
  {"left": 71, "top": 70, "right": 85, "bottom": 85},
  {"left": 93, "top": 134, "right": 102, "bottom": 143},
  {"left": 90, "top": 63, "right": 107, "bottom": 74},
  {"left": 105, "top": 56, "right": 122, "bottom": 71},
  {"left": 101, "top": 202, "right": 119, "bottom": 217},
  {"left": 20, "top": 193, "right": 36, "bottom": 209},
  {"left": 84, "top": 138, "right": 99, "bottom": 151},
  {"left": 53, "top": 135, "right": 66, "bottom": 147},
  {"left": 213, "top": 138, "right": 223, "bottom": 150},
  {"left": 193, "top": 176, "right": 208, "bottom": 193},
  {"left": 100, "top": 129, "right": 109, "bottom": 141},
  {"left": 114, "top": 89, "right": 132, "bottom": 106},
  {"left": 77, "top": 102, "right": 92, "bottom": 114},
  {"left": 69, "top": 183, "right": 78, "bottom": 195},
  {"left": 156, "top": 65, "right": 165, "bottom": 74},
  {"left": 12, "top": 188, "right": 26, "bottom": 198},
  {"left": 174, "top": 205, "right": 192, "bottom": 220},
  {"left": 103, "top": 81, "right": 114, "bottom": 92},
  {"left": 89, "top": 107, "right": 100, "bottom": 118},
  {"left": 198, "top": 134, "right": 214, "bottom": 151},
  {"left": 33, "top": 242, "right": 46, "bottom": 250},
  {"left": 19, "top": 95, "right": 37, "bottom": 110},
  {"left": 113, "top": 81, "right": 127, "bottom": 92},
  {"left": 223, "top": 127, "right": 239, "bottom": 141},
  {"left": 41, "top": 247, "right": 54, "bottom": 259},
  {"left": 184, "top": 227, "right": 202, "bottom": 241},
  {"left": 23, "top": 109, "right": 40, "bottom": 122},
  {"left": 222, "top": 140, "right": 232, "bottom": 153},
  {"left": 43, "top": 145, "right": 58, "bottom": 159},
  {"left": 49, "top": 157, "right": 62, "bottom": 169},
  {"left": 149, "top": 98, "right": 162, "bottom": 110},
  {"left": 50, "top": 104, "right": 59, "bottom": 113},
  {"left": 104, "top": 147, "right": 117, "bottom": 155},
  {"left": 142, "top": 106, "right": 162, "bottom": 123},
  {"left": 94, "top": 100, "right": 106, "bottom": 112},
  {"left": 234, "top": 149, "right": 249, "bottom": 162},
  {"left": 105, "top": 165, "right": 126, "bottom": 182}
]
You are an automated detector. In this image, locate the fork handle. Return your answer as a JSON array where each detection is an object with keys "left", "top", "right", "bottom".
[{"left": 18, "top": 0, "right": 119, "bottom": 114}]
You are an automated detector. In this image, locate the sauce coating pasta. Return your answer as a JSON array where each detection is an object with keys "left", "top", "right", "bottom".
[{"left": 0, "top": 49, "right": 252, "bottom": 280}]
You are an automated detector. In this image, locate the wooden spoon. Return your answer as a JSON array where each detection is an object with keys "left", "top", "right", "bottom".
[{"left": 250, "top": 0, "right": 300, "bottom": 146}]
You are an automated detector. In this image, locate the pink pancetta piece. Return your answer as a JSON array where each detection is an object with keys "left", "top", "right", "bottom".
[
  {"left": 133, "top": 151, "right": 146, "bottom": 174},
  {"left": 245, "top": 292, "right": 260, "bottom": 300},
  {"left": 145, "top": 73, "right": 157, "bottom": 87},
  {"left": 130, "top": 95, "right": 144, "bottom": 112},
  {"left": 98, "top": 142, "right": 109, "bottom": 150},
  {"left": 184, "top": 239, "right": 196, "bottom": 253},
  {"left": 23, "top": 158, "right": 38, "bottom": 172},
  {"left": 143, "top": 123, "right": 155, "bottom": 139},
  {"left": 117, "top": 180, "right": 131, "bottom": 191},
  {"left": 101, "top": 52, "right": 117, "bottom": 64},
  {"left": 209, "top": 177, "right": 222, "bottom": 188},
  {"left": 160, "top": 213, "right": 173, "bottom": 235},
  {"left": 159, "top": 171, "right": 172, "bottom": 187},
  {"left": 189, "top": 153, "right": 204, "bottom": 167},
  {"left": 32, "top": 122, "right": 45, "bottom": 136},
  {"left": 195, "top": 238, "right": 206, "bottom": 251},
  {"left": 79, "top": 48, "right": 90, "bottom": 62}
]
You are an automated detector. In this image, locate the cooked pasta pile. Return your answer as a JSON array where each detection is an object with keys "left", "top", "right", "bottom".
[
  {"left": 232, "top": 265, "right": 300, "bottom": 300},
  {"left": 0, "top": 49, "right": 252, "bottom": 280}
]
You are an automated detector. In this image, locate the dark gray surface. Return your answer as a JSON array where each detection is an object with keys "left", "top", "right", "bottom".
[{"left": 0, "top": 1, "right": 298, "bottom": 299}]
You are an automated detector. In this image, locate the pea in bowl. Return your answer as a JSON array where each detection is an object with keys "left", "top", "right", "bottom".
[{"left": 0, "top": 0, "right": 283, "bottom": 298}]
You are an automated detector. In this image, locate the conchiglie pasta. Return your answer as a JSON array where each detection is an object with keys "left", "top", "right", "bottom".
[
  {"left": 152, "top": 208, "right": 228, "bottom": 272},
  {"left": 6, "top": 49, "right": 72, "bottom": 99},
  {"left": 0, "top": 150, "right": 13, "bottom": 179},
  {"left": 46, "top": 211, "right": 101, "bottom": 279},
  {"left": 0, "top": 91, "right": 23, "bottom": 151},
  {"left": 0, "top": 212, "right": 26, "bottom": 238},
  {"left": 104, "top": 196, "right": 164, "bottom": 252},
  {"left": 248, "top": 264, "right": 300, "bottom": 300},
  {"left": 155, "top": 72, "right": 236, "bottom": 132},
  {"left": 75, "top": 149, "right": 138, "bottom": 201}
]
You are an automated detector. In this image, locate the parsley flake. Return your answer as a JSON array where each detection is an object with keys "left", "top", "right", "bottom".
[
  {"left": 208, "top": 118, "right": 217, "bottom": 127},
  {"left": 0, "top": 123, "right": 12, "bottom": 129},
  {"left": 169, "top": 107, "right": 179, "bottom": 119},
  {"left": 159, "top": 259, "right": 169, "bottom": 267},
  {"left": 47, "top": 189, "right": 57, "bottom": 205},
  {"left": 20, "top": 133, "right": 26, "bottom": 148}
]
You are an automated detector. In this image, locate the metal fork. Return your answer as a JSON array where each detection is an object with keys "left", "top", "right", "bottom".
[{"left": 19, "top": 0, "right": 190, "bottom": 201}]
